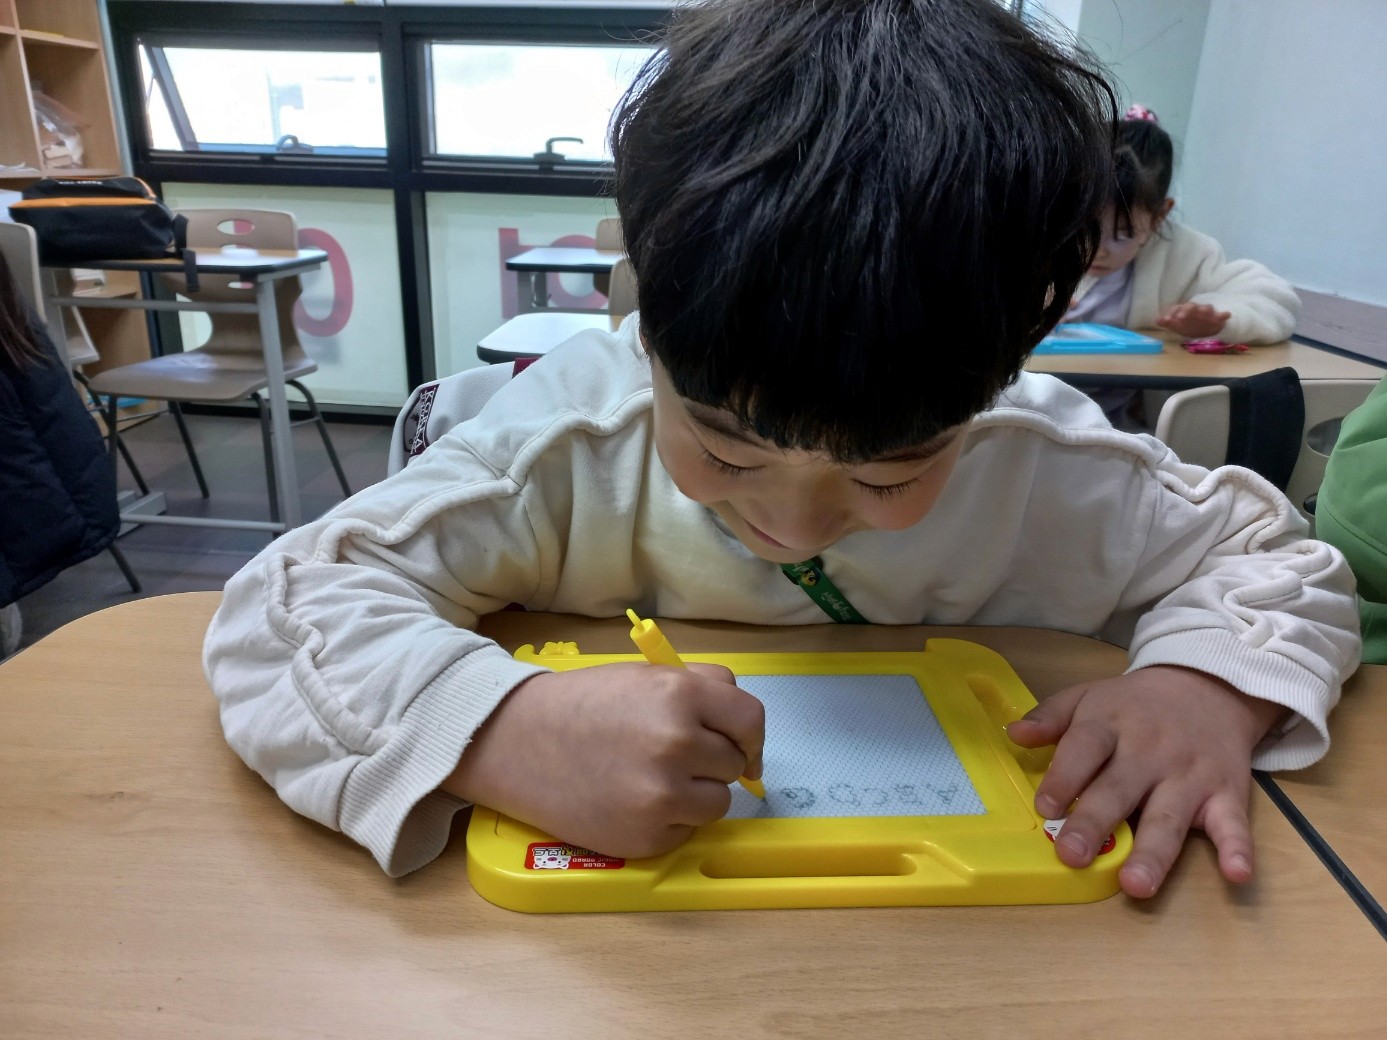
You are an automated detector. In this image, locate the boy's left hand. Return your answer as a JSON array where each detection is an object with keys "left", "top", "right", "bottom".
[
  {"left": 1156, "top": 301, "right": 1231, "bottom": 338},
  {"left": 1007, "top": 666, "right": 1288, "bottom": 899}
]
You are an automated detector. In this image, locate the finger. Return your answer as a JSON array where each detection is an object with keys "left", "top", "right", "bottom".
[
  {"left": 1119, "top": 786, "right": 1201, "bottom": 898},
  {"left": 686, "top": 662, "right": 737, "bottom": 685},
  {"left": 669, "top": 777, "right": 735, "bottom": 827},
  {"left": 693, "top": 680, "right": 766, "bottom": 781},
  {"left": 1032, "top": 718, "right": 1120, "bottom": 824},
  {"left": 1007, "top": 684, "right": 1087, "bottom": 747},
  {"left": 1197, "top": 788, "right": 1255, "bottom": 885},
  {"left": 685, "top": 727, "right": 755, "bottom": 785}
]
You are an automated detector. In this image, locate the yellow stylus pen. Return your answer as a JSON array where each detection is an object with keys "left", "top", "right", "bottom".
[{"left": 625, "top": 608, "right": 767, "bottom": 799}]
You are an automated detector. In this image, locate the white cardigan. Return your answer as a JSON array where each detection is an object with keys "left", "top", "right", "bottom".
[
  {"left": 1124, "top": 222, "right": 1300, "bottom": 343},
  {"left": 203, "top": 317, "right": 1358, "bottom": 876}
]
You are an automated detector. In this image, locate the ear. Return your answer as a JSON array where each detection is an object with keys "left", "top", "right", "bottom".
[{"left": 1154, "top": 197, "right": 1175, "bottom": 228}]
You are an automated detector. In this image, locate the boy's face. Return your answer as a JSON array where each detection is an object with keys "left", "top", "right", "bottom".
[{"left": 650, "top": 360, "right": 967, "bottom": 564}]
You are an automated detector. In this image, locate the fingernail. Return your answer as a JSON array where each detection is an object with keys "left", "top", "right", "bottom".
[
  {"left": 1231, "top": 854, "right": 1251, "bottom": 876},
  {"left": 1036, "top": 795, "right": 1060, "bottom": 817},
  {"left": 1123, "top": 865, "right": 1154, "bottom": 895},
  {"left": 1059, "top": 832, "right": 1089, "bottom": 859}
]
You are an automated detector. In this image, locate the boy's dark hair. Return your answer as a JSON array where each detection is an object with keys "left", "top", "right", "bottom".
[
  {"left": 1113, "top": 116, "right": 1175, "bottom": 237},
  {"left": 612, "top": 0, "right": 1117, "bottom": 462}
]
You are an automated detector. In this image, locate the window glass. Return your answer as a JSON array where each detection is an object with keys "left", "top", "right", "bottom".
[
  {"left": 163, "top": 184, "right": 409, "bottom": 409},
  {"left": 428, "top": 43, "right": 655, "bottom": 162},
  {"left": 139, "top": 44, "right": 386, "bottom": 155},
  {"left": 426, "top": 192, "right": 619, "bottom": 377}
]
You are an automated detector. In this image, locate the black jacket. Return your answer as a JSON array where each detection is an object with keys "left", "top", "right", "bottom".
[{"left": 0, "top": 317, "right": 119, "bottom": 606}]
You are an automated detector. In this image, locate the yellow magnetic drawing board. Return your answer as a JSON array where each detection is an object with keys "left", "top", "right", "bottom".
[{"left": 466, "top": 638, "right": 1131, "bottom": 912}]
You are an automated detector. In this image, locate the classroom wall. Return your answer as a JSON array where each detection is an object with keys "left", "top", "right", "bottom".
[
  {"left": 1073, "top": 0, "right": 1211, "bottom": 152},
  {"left": 1179, "top": 0, "right": 1387, "bottom": 310}
]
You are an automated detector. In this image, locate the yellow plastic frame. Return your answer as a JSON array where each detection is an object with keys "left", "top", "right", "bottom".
[{"left": 466, "top": 638, "right": 1131, "bottom": 912}]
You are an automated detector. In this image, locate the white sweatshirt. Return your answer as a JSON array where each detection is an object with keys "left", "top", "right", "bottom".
[
  {"left": 1074, "top": 222, "right": 1301, "bottom": 344},
  {"left": 204, "top": 317, "right": 1360, "bottom": 876}
]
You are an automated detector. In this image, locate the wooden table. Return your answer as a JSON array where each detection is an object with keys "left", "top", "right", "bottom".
[
  {"left": 2, "top": 593, "right": 1384, "bottom": 1039},
  {"left": 1269, "top": 660, "right": 1387, "bottom": 931},
  {"left": 44, "top": 247, "right": 329, "bottom": 532},
  {"left": 505, "top": 246, "right": 624, "bottom": 313},
  {"left": 1026, "top": 334, "right": 1384, "bottom": 389}
]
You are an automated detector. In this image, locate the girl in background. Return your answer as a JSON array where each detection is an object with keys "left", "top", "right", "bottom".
[
  {"left": 0, "top": 253, "right": 126, "bottom": 657},
  {"left": 1067, "top": 106, "right": 1301, "bottom": 428}
]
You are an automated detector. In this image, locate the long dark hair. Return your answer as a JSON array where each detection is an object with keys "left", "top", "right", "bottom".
[
  {"left": 612, "top": 0, "right": 1117, "bottom": 461},
  {"left": 0, "top": 253, "right": 48, "bottom": 371}
]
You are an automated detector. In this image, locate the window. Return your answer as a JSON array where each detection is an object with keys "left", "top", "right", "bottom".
[
  {"left": 426, "top": 42, "right": 655, "bottom": 164},
  {"left": 139, "top": 42, "right": 386, "bottom": 156}
]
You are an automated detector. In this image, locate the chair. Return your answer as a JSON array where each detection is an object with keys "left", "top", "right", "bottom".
[
  {"left": 85, "top": 209, "right": 351, "bottom": 524},
  {"left": 0, "top": 221, "right": 139, "bottom": 594},
  {"left": 1154, "top": 367, "right": 1378, "bottom": 532},
  {"left": 388, "top": 360, "right": 533, "bottom": 475},
  {"left": 606, "top": 257, "right": 637, "bottom": 319},
  {"left": 592, "top": 217, "right": 623, "bottom": 298}
]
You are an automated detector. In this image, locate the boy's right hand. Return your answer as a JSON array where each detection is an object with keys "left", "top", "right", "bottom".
[
  {"left": 443, "top": 663, "right": 764, "bottom": 859},
  {"left": 1156, "top": 301, "right": 1232, "bottom": 339}
]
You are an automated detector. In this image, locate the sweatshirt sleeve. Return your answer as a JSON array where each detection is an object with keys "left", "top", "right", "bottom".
[
  {"left": 1166, "top": 226, "right": 1301, "bottom": 344},
  {"left": 1112, "top": 446, "right": 1360, "bottom": 770},
  {"left": 203, "top": 442, "right": 554, "bottom": 877}
]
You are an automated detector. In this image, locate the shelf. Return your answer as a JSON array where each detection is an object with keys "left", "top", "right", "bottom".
[
  {"left": 39, "top": 166, "right": 121, "bottom": 177},
  {"left": 20, "top": 29, "right": 98, "bottom": 50}
]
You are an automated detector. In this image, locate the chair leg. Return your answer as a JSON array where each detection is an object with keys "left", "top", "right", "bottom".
[
  {"left": 290, "top": 380, "right": 352, "bottom": 497},
  {"left": 107, "top": 542, "right": 141, "bottom": 594},
  {"left": 89, "top": 384, "right": 150, "bottom": 496},
  {"left": 168, "top": 402, "right": 210, "bottom": 499},
  {"left": 252, "top": 392, "right": 281, "bottom": 525}
]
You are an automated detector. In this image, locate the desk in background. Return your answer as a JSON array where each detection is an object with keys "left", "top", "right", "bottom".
[
  {"left": 44, "top": 247, "right": 328, "bottom": 533},
  {"left": 1027, "top": 333, "right": 1385, "bottom": 389},
  {"left": 2, "top": 593, "right": 1384, "bottom": 1039},
  {"left": 478, "top": 311, "right": 618, "bottom": 364},
  {"left": 505, "top": 246, "right": 623, "bottom": 313}
]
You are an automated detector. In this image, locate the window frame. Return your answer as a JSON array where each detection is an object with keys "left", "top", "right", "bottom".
[{"left": 106, "top": 1, "right": 671, "bottom": 413}]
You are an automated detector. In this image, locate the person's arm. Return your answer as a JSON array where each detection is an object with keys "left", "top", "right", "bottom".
[
  {"left": 1009, "top": 444, "right": 1359, "bottom": 897},
  {"left": 1156, "top": 227, "right": 1300, "bottom": 343},
  {"left": 205, "top": 444, "right": 555, "bottom": 877}
]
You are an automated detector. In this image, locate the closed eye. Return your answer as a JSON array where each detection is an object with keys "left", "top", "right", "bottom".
[
  {"left": 855, "top": 478, "right": 919, "bottom": 500},
  {"left": 701, "top": 449, "right": 760, "bottom": 477}
]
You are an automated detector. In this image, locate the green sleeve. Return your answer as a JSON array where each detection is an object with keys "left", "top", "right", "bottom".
[{"left": 1317, "top": 373, "right": 1387, "bottom": 663}]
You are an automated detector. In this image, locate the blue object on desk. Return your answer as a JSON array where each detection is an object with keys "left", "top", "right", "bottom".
[{"left": 1033, "top": 323, "right": 1163, "bottom": 355}]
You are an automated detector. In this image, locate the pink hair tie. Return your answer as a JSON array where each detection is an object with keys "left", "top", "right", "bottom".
[{"left": 1124, "top": 104, "right": 1159, "bottom": 123}]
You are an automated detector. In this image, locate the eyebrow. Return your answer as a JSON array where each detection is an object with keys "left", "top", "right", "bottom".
[{"left": 685, "top": 403, "right": 957, "bottom": 464}]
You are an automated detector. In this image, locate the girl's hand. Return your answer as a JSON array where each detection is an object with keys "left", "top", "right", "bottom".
[
  {"left": 1156, "top": 302, "right": 1232, "bottom": 339},
  {"left": 444, "top": 662, "right": 764, "bottom": 859},
  {"left": 1007, "top": 666, "right": 1287, "bottom": 899}
]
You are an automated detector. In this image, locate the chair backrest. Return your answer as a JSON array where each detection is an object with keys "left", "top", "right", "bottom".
[
  {"left": 592, "top": 217, "right": 623, "bottom": 297},
  {"left": 162, "top": 209, "right": 306, "bottom": 364},
  {"left": 0, "top": 221, "right": 98, "bottom": 369},
  {"left": 594, "top": 217, "right": 623, "bottom": 251},
  {"left": 607, "top": 257, "right": 638, "bottom": 319},
  {"left": 1155, "top": 373, "right": 1379, "bottom": 531},
  {"left": 388, "top": 361, "right": 529, "bottom": 475}
]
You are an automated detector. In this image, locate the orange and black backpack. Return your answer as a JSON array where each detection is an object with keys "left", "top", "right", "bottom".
[{"left": 8, "top": 176, "right": 198, "bottom": 289}]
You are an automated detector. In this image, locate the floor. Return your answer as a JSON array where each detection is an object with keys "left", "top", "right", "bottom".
[{"left": 10, "top": 408, "right": 394, "bottom": 653}]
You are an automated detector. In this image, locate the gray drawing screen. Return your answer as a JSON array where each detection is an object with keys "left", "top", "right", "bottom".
[{"left": 725, "top": 673, "right": 986, "bottom": 819}]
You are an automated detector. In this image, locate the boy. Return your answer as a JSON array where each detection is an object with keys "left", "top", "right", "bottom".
[{"left": 205, "top": 0, "right": 1360, "bottom": 900}]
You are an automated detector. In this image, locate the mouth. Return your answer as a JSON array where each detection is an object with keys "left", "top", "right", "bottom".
[{"left": 745, "top": 521, "right": 790, "bottom": 549}]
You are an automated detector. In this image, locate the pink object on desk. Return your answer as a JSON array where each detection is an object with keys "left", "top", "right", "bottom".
[{"left": 1184, "top": 338, "right": 1248, "bottom": 354}]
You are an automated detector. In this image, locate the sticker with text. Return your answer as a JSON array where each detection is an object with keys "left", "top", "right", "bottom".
[
  {"left": 525, "top": 843, "right": 626, "bottom": 871},
  {"left": 1043, "top": 818, "right": 1117, "bottom": 855}
]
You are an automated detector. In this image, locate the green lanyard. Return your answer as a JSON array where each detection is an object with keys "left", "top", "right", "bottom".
[{"left": 780, "top": 557, "right": 869, "bottom": 624}]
